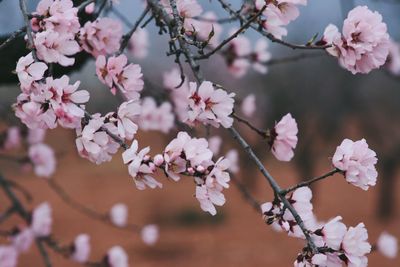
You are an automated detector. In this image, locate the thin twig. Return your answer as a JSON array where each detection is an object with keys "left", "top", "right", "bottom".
[
  {"left": 282, "top": 169, "right": 342, "bottom": 194},
  {"left": 0, "top": 26, "right": 26, "bottom": 50},
  {"left": 232, "top": 113, "right": 267, "bottom": 138},
  {"left": 36, "top": 239, "right": 52, "bottom": 267},
  {"left": 117, "top": 6, "right": 150, "bottom": 55},
  {"left": 19, "top": 0, "right": 38, "bottom": 60}
]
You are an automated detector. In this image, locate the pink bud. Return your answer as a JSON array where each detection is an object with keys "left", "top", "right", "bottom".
[
  {"left": 196, "top": 165, "right": 206, "bottom": 173},
  {"left": 85, "top": 3, "right": 95, "bottom": 14},
  {"left": 187, "top": 167, "right": 195, "bottom": 175},
  {"left": 153, "top": 154, "right": 164, "bottom": 166}
]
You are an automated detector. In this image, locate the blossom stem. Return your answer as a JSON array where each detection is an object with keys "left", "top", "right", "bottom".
[
  {"left": 282, "top": 169, "right": 342, "bottom": 195},
  {"left": 232, "top": 113, "right": 268, "bottom": 138},
  {"left": 18, "top": 0, "right": 38, "bottom": 61}
]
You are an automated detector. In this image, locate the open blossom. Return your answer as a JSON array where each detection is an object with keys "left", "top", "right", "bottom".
[
  {"left": 163, "top": 68, "right": 190, "bottom": 122},
  {"left": 28, "top": 143, "right": 56, "bottom": 178},
  {"left": 34, "top": 30, "right": 81, "bottom": 66},
  {"left": 31, "top": 202, "right": 52, "bottom": 237},
  {"left": 96, "top": 55, "right": 144, "bottom": 100},
  {"left": 195, "top": 184, "right": 225, "bottom": 216},
  {"left": 75, "top": 115, "right": 119, "bottom": 165},
  {"left": 3, "top": 127, "right": 21, "bottom": 151},
  {"left": 114, "top": 100, "right": 141, "bottom": 140},
  {"left": 16, "top": 53, "right": 48, "bottom": 92},
  {"left": 241, "top": 94, "right": 256, "bottom": 117},
  {"left": 137, "top": 97, "right": 174, "bottom": 134},
  {"left": 323, "top": 6, "right": 389, "bottom": 74},
  {"left": 342, "top": 223, "right": 371, "bottom": 265},
  {"left": 122, "top": 140, "right": 162, "bottom": 190},
  {"left": 128, "top": 28, "right": 149, "bottom": 59},
  {"left": 32, "top": 0, "right": 80, "bottom": 35},
  {"left": 270, "top": 113, "right": 298, "bottom": 162},
  {"left": 251, "top": 39, "right": 271, "bottom": 74},
  {"left": 377, "top": 231, "right": 398, "bottom": 259},
  {"left": 107, "top": 246, "right": 128, "bottom": 267},
  {"left": 187, "top": 81, "right": 235, "bottom": 128},
  {"left": 80, "top": 18, "right": 123, "bottom": 57},
  {"left": 0, "top": 246, "right": 18, "bottom": 267},
  {"left": 71, "top": 234, "right": 91, "bottom": 263},
  {"left": 261, "top": 187, "right": 314, "bottom": 238},
  {"left": 109, "top": 203, "right": 128, "bottom": 227},
  {"left": 223, "top": 32, "right": 251, "bottom": 78},
  {"left": 318, "top": 216, "right": 347, "bottom": 250},
  {"left": 332, "top": 138, "right": 377, "bottom": 190},
  {"left": 11, "top": 228, "right": 34, "bottom": 253},
  {"left": 141, "top": 224, "right": 159, "bottom": 246}
]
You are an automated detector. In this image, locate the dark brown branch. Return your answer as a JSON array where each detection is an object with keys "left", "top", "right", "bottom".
[{"left": 232, "top": 113, "right": 268, "bottom": 138}]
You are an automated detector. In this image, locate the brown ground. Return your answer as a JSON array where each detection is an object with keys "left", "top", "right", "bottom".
[{"left": 1, "top": 129, "right": 399, "bottom": 267}]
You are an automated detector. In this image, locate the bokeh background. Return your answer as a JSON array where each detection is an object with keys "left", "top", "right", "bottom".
[{"left": 1, "top": 0, "right": 400, "bottom": 266}]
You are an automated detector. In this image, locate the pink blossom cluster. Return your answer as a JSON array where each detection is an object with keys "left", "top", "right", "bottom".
[
  {"left": 137, "top": 97, "right": 175, "bottom": 134},
  {"left": 96, "top": 54, "right": 144, "bottom": 100},
  {"left": 255, "top": 0, "right": 307, "bottom": 40},
  {"left": 160, "top": 0, "right": 224, "bottom": 46},
  {"left": 300, "top": 216, "right": 372, "bottom": 267},
  {"left": 223, "top": 33, "right": 271, "bottom": 77},
  {"left": 1, "top": 203, "right": 53, "bottom": 266},
  {"left": 269, "top": 113, "right": 298, "bottom": 162},
  {"left": 80, "top": 18, "right": 123, "bottom": 57},
  {"left": 31, "top": 0, "right": 81, "bottom": 66},
  {"left": 332, "top": 138, "right": 378, "bottom": 190},
  {"left": 261, "top": 187, "right": 315, "bottom": 238},
  {"left": 14, "top": 73, "right": 90, "bottom": 130},
  {"left": 323, "top": 6, "right": 390, "bottom": 74},
  {"left": 187, "top": 81, "right": 235, "bottom": 128}
]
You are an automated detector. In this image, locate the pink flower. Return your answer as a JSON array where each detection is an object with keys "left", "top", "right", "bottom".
[
  {"left": 332, "top": 138, "right": 377, "bottom": 190},
  {"left": 224, "top": 31, "right": 251, "bottom": 78},
  {"left": 319, "top": 216, "right": 347, "bottom": 250},
  {"left": 109, "top": 203, "right": 128, "bottom": 227},
  {"left": 115, "top": 100, "right": 141, "bottom": 140},
  {"left": 33, "top": 0, "right": 80, "bottom": 35},
  {"left": 71, "top": 234, "right": 91, "bottom": 263},
  {"left": 31, "top": 202, "right": 52, "bottom": 237},
  {"left": 96, "top": 55, "right": 144, "bottom": 100},
  {"left": 16, "top": 53, "right": 48, "bottom": 92},
  {"left": 251, "top": 39, "right": 271, "bottom": 74},
  {"left": 270, "top": 113, "right": 298, "bottom": 161},
  {"left": 11, "top": 228, "right": 34, "bottom": 253},
  {"left": 323, "top": 6, "right": 390, "bottom": 74},
  {"left": 28, "top": 143, "right": 56, "bottom": 178},
  {"left": 3, "top": 127, "right": 21, "bottom": 151},
  {"left": 14, "top": 96, "right": 57, "bottom": 130},
  {"left": 163, "top": 132, "right": 192, "bottom": 181},
  {"left": 80, "top": 18, "right": 123, "bottom": 57},
  {"left": 195, "top": 184, "right": 225, "bottom": 216},
  {"left": 377, "top": 231, "right": 398, "bottom": 259},
  {"left": 141, "top": 224, "right": 159, "bottom": 246},
  {"left": 34, "top": 30, "right": 81, "bottom": 66},
  {"left": 261, "top": 10, "right": 288, "bottom": 40},
  {"left": 241, "top": 94, "right": 256, "bottom": 117},
  {"left": 208, "top": 136, "right": 222, "bottom": 155},
  {"left": 107, "top": 246, "right": 128, "bottom": 267},
  {"left": 85, "top": 3, "right": 95, "bottom": 14},
  {"left": 225, "top": 149, "right": 239, "bottom": 173},
  {"left": 75, "top": 115, "right": 119, "bottom": 164},
  {"left": 128, "top": 28, "right": 149, "bottom": 59},
  {"left": 187, "top": 81, "right": 235, "bottom": 128},
  {"left": 342, "top": 223, "right": 371, "bottom": 265},
  {"left": 386, "top": 40, "right": 400, "bottom": 76},
  {"left": 122, "top": 140, "right": 162, "bottom": 190},
  {"left": 138, "top": 98, "right": 174, "bottom": 133},
  {"left": 0, "top": 246, "right": 18, "bottom": 267}
]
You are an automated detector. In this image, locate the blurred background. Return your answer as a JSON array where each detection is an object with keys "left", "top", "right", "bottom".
[{"left": 1, "top": 0, "right": 400, "bottom": 266}]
